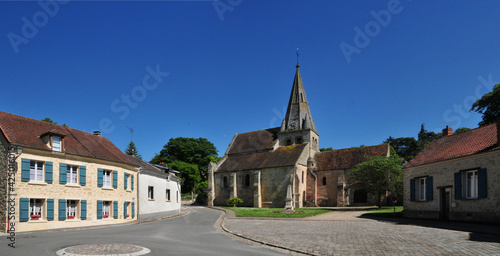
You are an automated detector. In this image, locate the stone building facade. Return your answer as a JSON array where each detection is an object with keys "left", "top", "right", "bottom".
[
  {"left": 404, "top": 123, "right": 500, "bottom": 223},
  {"left": 208, "top": 65, "right": 391, "bottom": 208}
]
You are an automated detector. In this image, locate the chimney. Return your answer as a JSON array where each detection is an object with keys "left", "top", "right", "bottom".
[
  {"left": 93, "top": 131, "right": 101, "bottom": 136},
  {"left": 442, "top": 125, "right": 453, "bottom": 136}
]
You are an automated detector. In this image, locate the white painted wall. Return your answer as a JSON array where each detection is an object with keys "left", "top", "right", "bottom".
[{"left": 138, "top": 171, "right": 181, "bottom": 219}]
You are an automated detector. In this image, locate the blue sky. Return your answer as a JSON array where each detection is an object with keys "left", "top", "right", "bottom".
[{"left": 1, "top": 1, "right": 499, "bottom": 160}]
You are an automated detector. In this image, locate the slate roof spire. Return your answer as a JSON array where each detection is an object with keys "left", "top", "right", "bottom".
[{"left": 283, "top": 62, "right": 317, "bottom": 133}]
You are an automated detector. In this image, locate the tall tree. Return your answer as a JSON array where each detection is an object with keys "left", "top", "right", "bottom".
[
  {"left": 417, "top": 123, "right": 441, "bottom": 151},
  {"left": 470, "top": 83, "right": 500, "bottom": 126},
  {"left": 454, "top": 127, "right": 471, "bottom": 135},
  {"left": 384, "top": 136, "right": 418, "bottom": 162},
  {"left": 124, "top": 141, "right": 142, "bottom": 159},
  {"left": 167, "top": 160, "right": 199, "bottom": 193},
  {"left": 348, "top": 153, "right": 404, "bottom": 208}
]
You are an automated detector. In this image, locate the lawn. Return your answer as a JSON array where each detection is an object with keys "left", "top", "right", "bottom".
[
  {"left": 223, "top": 207, "right": 331, "bottom": 218},
  {"left": 361, "top": 206, "right": 403, "bottom": 218}
]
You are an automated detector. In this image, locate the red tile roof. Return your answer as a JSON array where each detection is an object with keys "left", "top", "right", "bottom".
[
  {"left": 405, "top": 123, "right": 499, "bottom": 168},
  {"left": 315, "top": 144, "right": 390, "bottom": 171},
  {"left": 227, "top": 127, "right": 280, "bottom": 155},
  {"left": 0, "top": 111, "right": 138, "bottom": 166},
  {"left": 218, "top": 144, "right": 307, "bottom": 172}
]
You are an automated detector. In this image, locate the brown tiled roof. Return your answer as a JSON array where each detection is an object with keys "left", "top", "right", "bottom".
[
  {"left": 227, "top": 127, "right": 280, "bottom": 155},
  {"left": 0, "top": 111, "right": 138, "bottom": 166},
  {"left": 315, "top": 144, "right": 389, "bottom": 171},
  {"left": 405, "top": 123, "right": 499, "bottom": 168},
  {"left": 218, "top": 144, "right": 307, "bottom": 172}
]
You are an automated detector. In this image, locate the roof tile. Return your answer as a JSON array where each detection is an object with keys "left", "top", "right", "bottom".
[{"left": 315, "top": 144, "right": 389, "bottom": 171}]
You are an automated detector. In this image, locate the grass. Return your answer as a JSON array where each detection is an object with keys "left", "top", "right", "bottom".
[
  {"left": 223, "top": 207, "right": 331, "bottom": 218},
  {"left": 361, "top": 206, "right": 404, "bottom": 218},
  {"left": 181, "top": 193, "right": 197, "bottom": 200}
]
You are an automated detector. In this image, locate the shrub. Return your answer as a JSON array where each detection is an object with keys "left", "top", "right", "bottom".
[{"left": 226, "top": 197, "right": 243, "bottom": 207}]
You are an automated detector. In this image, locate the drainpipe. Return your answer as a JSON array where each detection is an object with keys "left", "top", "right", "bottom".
[{"left": 137, "top": 167, "right": 143, "bottom": 220}]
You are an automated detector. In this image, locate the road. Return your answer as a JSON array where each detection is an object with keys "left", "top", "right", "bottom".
[{"left": 1, "top": 206, "right": 286, "bottom": 256}]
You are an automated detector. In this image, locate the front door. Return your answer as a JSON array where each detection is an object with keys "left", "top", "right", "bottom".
[{"left": 440, "top": 187, "right": 451, "bottom": 220}]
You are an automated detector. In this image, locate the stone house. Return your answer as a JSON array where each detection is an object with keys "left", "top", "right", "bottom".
[
  {"left": 208, "top": 65, "right": 391, "bottom": 208},
  {"left": 403, "top": 123, "right": 500, "bottom": 223},
  {"left": 0, "top": 111, "right": 140, "bottom": 232}
]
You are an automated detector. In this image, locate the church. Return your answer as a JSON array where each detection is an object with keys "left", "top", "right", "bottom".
[{"left": 207, "top": 63, "right": 390, "bottom": 208}]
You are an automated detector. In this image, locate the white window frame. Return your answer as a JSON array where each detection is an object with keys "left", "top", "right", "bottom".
[
  {"left": 166, "top": 189, "right": 170, "bottom": 201},
  {"left": 66, "top": 200, "right": 78, "bottom": 218},
  {"left": 125, "top": 173, "right": 129, "bottom": 190},
  {"left": 103, "top": 170, "right": 112, "bottom": 188},
  {"left": 148, "top": 186, "right": 154, "bottom": 200},
  {"left": 103, "top": 201, "right": 111, "bottom": 218},
  {"left": 465, "top": 170, "right": 478, "bottom": 199},
  {"left": 30, "top": 198, "right": 44, "bottom": 220},
  {"left": 417, "top": 177, "right": 426, "bottom": 201},
  {"left": 67, "top": 165, "right": 79, "bottom": 184},
  {"left": 30, "top": 160, "right": 44, "bottom": 182},
  {"left": 52, "top": 136, "right": 61, "bottom": 152}
]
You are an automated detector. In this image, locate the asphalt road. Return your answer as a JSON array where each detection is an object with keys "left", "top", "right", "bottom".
[{"left": 0, "top": 206, "right": 286, "bottom": 256}]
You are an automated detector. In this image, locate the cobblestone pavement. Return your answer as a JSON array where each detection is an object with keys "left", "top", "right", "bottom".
[{"left": 223, "top": 213, "right": 500, "bottom": 256}]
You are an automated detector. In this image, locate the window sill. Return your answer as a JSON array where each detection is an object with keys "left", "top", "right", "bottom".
[
  {"left": 126, "top": 189, "right": 133, "bottom": 192},
  {"left": 148, "top": 199, "right": 155, "bottom": 201},
  {"left": 65, "top": 219, "right": 81, "bottom": 222},
  {"left": 102, "top": 187, "right": 114, "bottom": 190},
  {"left": 28, "top": 181, "right": 47, "bottom": 186},
  {"left": 29, "top": 219, "right": 47, "bottom": 223},
  {"left": 166, "top": 200, "right": 171, "bottom": 202},
  {"left": 101, "top": 218, "right": 114, "bottom": 221},
  {"left": 65, "top": 184, "right": 81, "bottom": 188}
]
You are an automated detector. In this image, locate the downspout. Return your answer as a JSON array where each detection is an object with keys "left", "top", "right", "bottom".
[{"left": 137, "top": 167, "right": 143, "bottom": 219}]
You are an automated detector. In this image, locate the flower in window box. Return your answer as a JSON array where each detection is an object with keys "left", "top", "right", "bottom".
[
  {"left": 67, "top": 215, "right": 75, "bottom": 219},
  {"left": 103, "top": 214, "right": 109, "bottom": 218},
  {"left": 127, "top": 214, "right": 130, "bottom": 217},
  {"left": 31, "top": 214, "right": 41, "bottom": 220}
]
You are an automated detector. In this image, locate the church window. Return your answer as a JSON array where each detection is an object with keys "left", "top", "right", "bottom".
[
  {"left": 322, "top": 177, "right": 327, "bottom": 186},
  {"left": 302, "top": 171, "right": 304, "bottom": 183},
  {"left": 296, "top": 137, "right": 303, "bottom": 144},
  {"left": 223, "top": 176, "right": 228, "bottom": 188},
  {"left": 244, "top": 174, "right": 250, "bottom": 187},
  {"left": 286, "top": 139, "right": 292, "bottom": 146},
  {"left": 300, "top": 93, "right": 303, "bottom": 102}
]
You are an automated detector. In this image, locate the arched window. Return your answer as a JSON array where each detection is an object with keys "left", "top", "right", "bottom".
[
  {"left": 245, "top": 174, "right": 250, "bottom": 187},
  {"left": 296, "top": 137, "right": 303, "bottom": 144},
  {"left": 286, "top": 139, "right": 292, "bottom": 146},
  {"left": 302, "top": 171, "right": 304, "bottom": 183},
  {"left": 322, "top": 177, "right": 327, "bottom": 186},
  {"left": 223, "top": 176, "right": 228, "bottom": 188}
]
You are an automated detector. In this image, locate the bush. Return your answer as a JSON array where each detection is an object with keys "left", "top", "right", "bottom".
[{"left": 226, "top": 197, "right": 243, "bottom": 207}]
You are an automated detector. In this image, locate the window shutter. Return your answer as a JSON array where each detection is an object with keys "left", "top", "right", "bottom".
[
  {"left": 59, "top": 163, "right": 67, "bottom": 184},
  {"left": 131, "top": 174, "right": 134, "bottom": 191},
  {"left": 97, "top": 168, "right": 103, "bottom": 187},
  {"left": 478, "top": 168, "right": 487, "bottom": 199},
  {"left": 113, "top": 201, "right": 118, "bottom": 219},
  {"left": 131, "top": 202, "right": 135, "bottom": 218},
  {"left": 97, "top": 200, "right": 103, "bottom": 219},
  {"left": 454, "top": 172, "right": 462, "bottom": 200},
  {"left": 113, "top": 170, "right": 118, "bottom": 189},
  {"left": 21, "top": 158, "right": 30, "bottom": 182},
  {"left": 124, "top": 202, "right": 128, "bottom": 218},
  {"left": 47, "top": 199, "right": 54, "bottom": 221},
  {"left": 80, "top": 166, "right": 86, "bottom": 186},
  {"left": 426, "top": 176, "right": 433, "bottom": 201},
  {"left": 45, "top": 161, "right": 53, "bottom": 184},
  {"left": 58, "top": 199, "right": 66, "bottom": 221},
  {"left": 20, "top": 198, "right": 29, "bottom": 222},
  {"left": 81, "top": 200, "right": 87, "bottom": 220},
  {"left": 124, "top": 173, "right": 128, "bottom": 190},
  {"left": 409, "top": 178, "right": 415, "bottom": 202}
]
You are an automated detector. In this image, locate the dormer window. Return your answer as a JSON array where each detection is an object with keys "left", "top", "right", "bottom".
[
  {"left": 40, "top": 130, "right": 66, "bottom": 152},
  {"left": 52, "top": 136, "right": 61, "bottom": 152}
]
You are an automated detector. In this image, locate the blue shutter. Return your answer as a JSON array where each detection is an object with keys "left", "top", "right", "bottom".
[
  {"left": 59, "top": 163, "right": 67, "bottom": 184},
  {"left": 80, "top": 166, "right": 86, "bottom": 186},
  {"left": 21, "top": 158, "right": 30, "bottom": 182},
  {"left": 123, "top": 202, "right": 128, "bottom": 218},
  {"left": 131, "top": 202, "right": 135, "bottom": 218},
  {"left": 409, "top": 178, "right": 415, "bottom": 202},
  {"left": 454, "top": 172, "right": 462, "bottom": 200},
  {"left": 46, "top": 199, "right": 54, "bottom": 221},
  {"left": 131, "top": 174, "right": 134, "bottom": 191},
  {"left": 97, "top": 200, "right": 103, "bottom": 219},
  {"left": 124, "top": 173, "right": 128, "bottom": 190},
  {"left": 58, "top": 199, "right": 66, "bottom": 221},
  {"left": 97, "top": 168, "right": 103, "bottom": 187},
  {"left": 45, "top": 161, "right": 53, "bottom": 184},
  {"left": 20, "top": 198, "right": 29, "bottom": 222},
  {"left": 113, "top": 170, "right": 118, "bottom": 189},
  {"left": 81, "top": 200, "right": 87, "bottom": 220},
  {"left": 113, "top": 201, "right": 118, "bottom": 219},
  {"left": 478, "top": 168, "right": 487, "bottom": 199},
  {"left": 426, "top": 176, "right": 433, "bottom": 201}
]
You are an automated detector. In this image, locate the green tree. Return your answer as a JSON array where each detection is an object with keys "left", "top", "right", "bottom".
[
  {"left": 470, "top": 83, "right": 500, "bottom": 126},
  {"left": 319, "top": 147, "right": 333, "bottom": 152},
  {"left": 41, "top": 117, "right": 56, "bottom": 124},
  {"left": 417, "top": 123, "right": 441, "bottom": 151},
  {"left": 384, "top": 136, "right": 418, "bottom": 162},
  {"left": 124, "top": 141, "right": 142, "bottom": 159},
  {"left": 167, "top": 160, "right": 200, "bottom": 193},
  {"left": 348, "top": 153, "right": 404, "bottom": 208},
  {"left": 454, "top": 127, "right": 471, "bottom": 135}
]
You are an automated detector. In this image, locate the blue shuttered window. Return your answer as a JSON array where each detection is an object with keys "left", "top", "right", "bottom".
[
  {"left": 425, "top": 176, "right": 433, "bottom": 201},
  {"left": 409, "top": 178, "right": 415, "bottom": 202},
  {"left": 97, "top": 200, "right": 103, "bottom": 219},
  {"left": 97, "top": 168, "right": 103, "bottom": 187},
  {"left": 131, "top": 202, "right": 135, "bottom": 218},
  {"left": 131, "top": 174, "right": 134, "bottom": 191},
  {"left": 20, "top": 198, "right": 29, "bottom": 222},
  {"left": 81, "top": 200, "right": 87, "bottom": 220},
  {"left": 113, "top": 170, "right": 118, "bottom": 189},
  {"left": 59, "top": 163, "right": 67, "bottom": 184},
  {"left": 124, "top": 202, "right": 128, "bottom": 218},
  {"left": 45, "top": 162, "right": 53, "bottom": 184},
  {"left": 46, "top": 199, "right": 54, "bottom": 221},
  {"left": 478, "top": 168, "right": 487, "bottom": 199},
  {"left": 80, "top": 166, "right": 86, "bottom": 186},
  {"left": 124, "top": 173, "right": 128, "bottom": 190},
  {"left": 113, "top": 201, "right": 118, "bottom": 219},
  {"left": 454, "top": 172, "right": 462, "bottom": 200},
  {"left": 21, "top": 159, "right": 30, "bottom": 182},
  {"left": 58, "top": 199, "right": 66, "bottom": 221}
]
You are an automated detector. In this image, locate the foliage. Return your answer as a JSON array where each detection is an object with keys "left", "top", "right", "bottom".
[
  {"left": 454, "top": 127, "right": 471, "bottom": 135},
  {"left": 348, "top": 154, "right": 404, "bottom": 207},
  {"left": 41, "top": 117, "right": 56, "bottom": 124},
  {"left": 319, "top": 147, "right": 333, "bottom": 152},
  {"left": 470, "top": 84, "right": 500, "bottom": 126},
  {"left": 167, "top": 160, "right": 200, "bottom": 193},
  {"left": 124, "top": 141, "right": 142, "bottom": 159},
  {"left": 226, "top": 197, "right": 243, "bottom": 207},
  {"left": 417, "top": 123, "right": 441, "bottom": 151},
  {"left": 209, "top": 155, "right": 223, "bottom": 163},
  {"left": 361, "top": 206, "right": 403, "bottom": 218},
  {"left": 384, "top": 136, "right": 418, "bottom": 162},
  {"left": 196, "top": 180, "right": 208, "bottom": 197},
  {"left": 223, "top": 207, "right": 331, "bottom": 218}
]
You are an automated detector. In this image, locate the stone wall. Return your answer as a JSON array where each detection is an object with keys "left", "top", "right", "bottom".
[
  {"left": 0, "top": 136, "right": 8, "bottom": 232},
  {"left": 404, "top": 151, "right": 500, "bottom": 223}
]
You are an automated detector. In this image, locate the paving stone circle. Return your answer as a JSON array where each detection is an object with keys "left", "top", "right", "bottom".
[{"left": 55, "top": 243, "right": 151, "bottom": 256}]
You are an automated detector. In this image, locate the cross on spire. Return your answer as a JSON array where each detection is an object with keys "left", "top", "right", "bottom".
[{"left": 296, "top": 48, "right": 300, "bottom": 68}]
